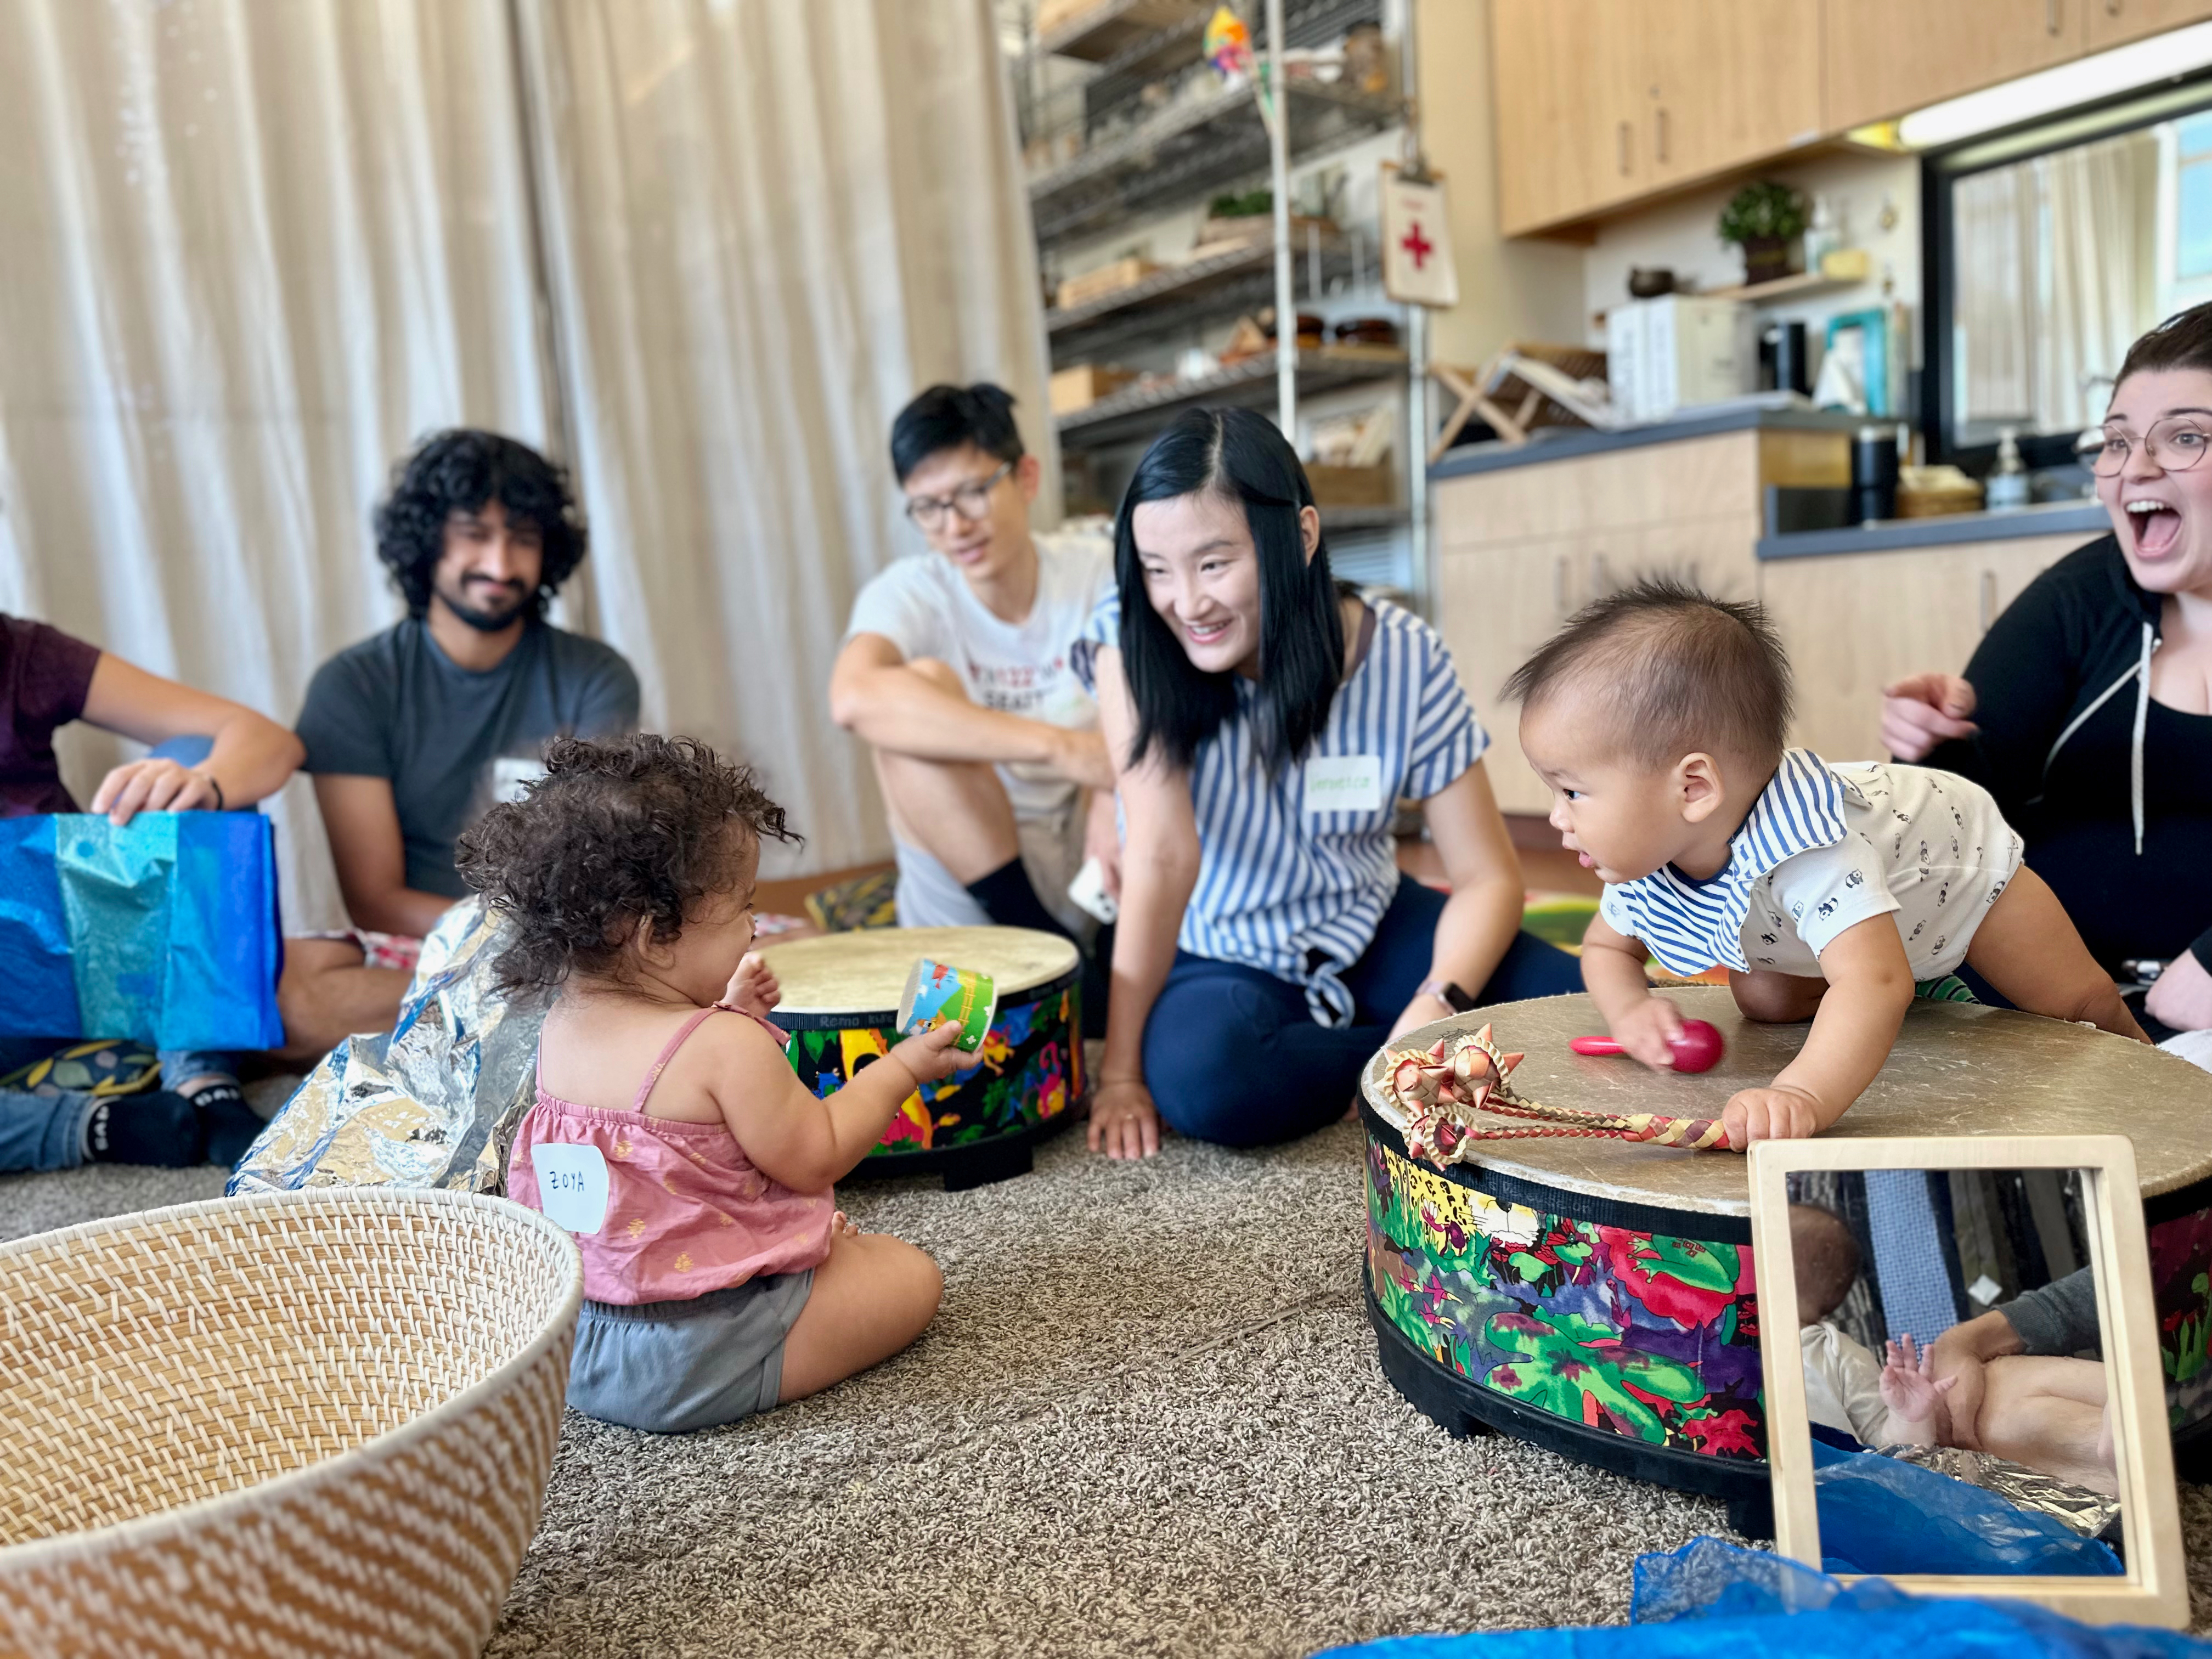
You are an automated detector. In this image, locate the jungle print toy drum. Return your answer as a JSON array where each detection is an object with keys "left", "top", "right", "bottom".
[
  {"left": 759, "top": 926, "right": 1084, "bottom": 1189},
  {"left": 1359, "top": 987, "right": 2212, "bottom": 1511}
]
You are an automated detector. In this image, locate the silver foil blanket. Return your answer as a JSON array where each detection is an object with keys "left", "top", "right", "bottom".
[
  {"left": 1879, "top": 1444, "right": 2123, "bottom": 1538},
  {"left": 227, "top": 898, "right": 550, "bottom": 1195}
]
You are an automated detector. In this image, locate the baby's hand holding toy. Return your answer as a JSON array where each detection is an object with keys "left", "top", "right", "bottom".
[
  {"left": 889, "top": 1020, "right": 969, "bottom": 1086},
  {"left": 1606, "top": 997, "right": 1686, "bottom": 1070},
  {"left": 719, "top": 952, "right": 781, "bottom": 1018},
  {"left": 1719, "top": 1084, "right": 1824, "bottom": 1148}
]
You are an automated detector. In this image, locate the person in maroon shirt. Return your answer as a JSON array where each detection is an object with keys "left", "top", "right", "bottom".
[{"left": 1, "top": 614, "right": 304, "bottom": 1172}]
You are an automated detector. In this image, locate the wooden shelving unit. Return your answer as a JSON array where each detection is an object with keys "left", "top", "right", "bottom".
[
  {"left": 1056, "top": 346, "right": 1408, "bottom": 447},
  {"left": 1013, "top": 0, "right": 1419, "bottom": 590}
]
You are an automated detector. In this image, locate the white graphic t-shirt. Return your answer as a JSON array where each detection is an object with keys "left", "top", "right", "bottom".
[{"left": 844, "top": 529, "right": 1113, "bottom": 822}]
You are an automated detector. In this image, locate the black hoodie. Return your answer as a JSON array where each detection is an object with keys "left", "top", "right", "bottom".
[{"left": 1926, "top": 535, "right": 2212, "bottom": 976}]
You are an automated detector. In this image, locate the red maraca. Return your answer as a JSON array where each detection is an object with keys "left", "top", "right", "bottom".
[{"left": 1570, "top": 1018, "right": 1725, "bottom": 1074}]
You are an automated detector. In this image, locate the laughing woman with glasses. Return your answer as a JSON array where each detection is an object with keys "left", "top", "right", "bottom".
[{"left": 1882, "top": 303, "right": 2212, "bottom": 1065}]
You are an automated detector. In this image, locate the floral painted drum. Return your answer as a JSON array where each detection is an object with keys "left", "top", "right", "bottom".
[
  {"left": 1359, "top": 986, "right": 2212, "bottom": 1509},
  {"left": 759, "top": 926, "right": 1084, "bottom": 1190}
]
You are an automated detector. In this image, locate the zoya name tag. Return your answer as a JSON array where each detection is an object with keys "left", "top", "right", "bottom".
[
  {"left": 1303, "top": 754, "right": 1383, "bottom": 815},
  {"left": 533, "top": 1142, "right": 611, "bottom": 1235}
]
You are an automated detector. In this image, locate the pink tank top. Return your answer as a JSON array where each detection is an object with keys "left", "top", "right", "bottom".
[{"left": 507, "top": 1006, "right": 835, "bottom": 1306}]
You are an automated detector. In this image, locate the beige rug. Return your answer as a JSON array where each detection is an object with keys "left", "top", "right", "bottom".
[{"left": 7, "top": 1115, "right": 2209, "bottom": 1654}]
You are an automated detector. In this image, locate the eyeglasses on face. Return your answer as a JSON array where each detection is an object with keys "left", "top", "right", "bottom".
[
  {"left": 902, "top": 460, "right": 1015, "bottom": 530},
  {"left": 2089, "top": 417, "right": 2212, "bottom": 477}
]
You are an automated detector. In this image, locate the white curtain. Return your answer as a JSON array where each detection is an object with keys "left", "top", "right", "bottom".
[
  {"left": 512, "top": 0, "right": 1053, "bottom": 876},
  {"left": 0, "top": 0, "right": 1047, "bottom": 904},
  {"left": 2040, "top": 134, "right": 2159, "bottom": 431},
  {"left": 1956, "top": 129, "right": 2159, "bottom": 435},
  {"left": 0, "top": 0, "right": 553, "bottom": 929}
]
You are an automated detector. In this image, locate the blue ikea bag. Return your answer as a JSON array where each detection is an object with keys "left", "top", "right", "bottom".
[
  {"left": 1318, "top": 1538, "right": 2206, "bottom": 1659},
  {"left": 0, "top": 812, "right": 283, "bottom": 1052}
]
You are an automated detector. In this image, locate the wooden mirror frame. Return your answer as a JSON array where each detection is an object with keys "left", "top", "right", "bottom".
[{"left": 1748, "top": 1135, "right": 2188, "bottom": 1628}]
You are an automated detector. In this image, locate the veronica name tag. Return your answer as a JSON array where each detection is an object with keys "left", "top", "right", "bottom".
[
  {"left": 1303, "top": 754, "right": 1383, "bottom": 815},
  {"left": 533, "top": 1143, "right": 611, "bottom": 1235}
]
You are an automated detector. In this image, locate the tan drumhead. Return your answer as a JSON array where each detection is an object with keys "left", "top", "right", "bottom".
[
  {"left": 1363, "top": 986, "right": 2212, "bottom": 1216},
  {"left": 761, "top": 926, "right": 1080, "bottom": 1014}
]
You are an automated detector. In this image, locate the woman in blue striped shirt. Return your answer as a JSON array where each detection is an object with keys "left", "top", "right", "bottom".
[{"left": 1074, "top": 409, "right": 1579, "bottom": 1159}]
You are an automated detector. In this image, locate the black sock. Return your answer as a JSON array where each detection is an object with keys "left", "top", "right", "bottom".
[
  {"left": 84, "top": 1091, "right": 204, "bottom": 1167},
  {"left": 963, "top": 858, "right": 1074, "bottom": 942},
  {"left": 1080, "top": 922, "right": 1113, "bottom": 1039},
  {"left": 185, "top": 1081, "right": 263, "bottom": 1169}
]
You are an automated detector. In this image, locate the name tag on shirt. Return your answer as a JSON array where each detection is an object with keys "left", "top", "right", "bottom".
[
  {"left": 533, "top": 1143, "right": 610, "bottom": 1235},
  {"left": 1304, "top": 754, "right": 1383, "bottom": 815},
  {"left": 492, "top": 755, "right": 546, "bottom": 805}
]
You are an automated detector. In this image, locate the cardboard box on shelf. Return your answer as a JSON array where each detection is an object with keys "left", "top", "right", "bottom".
[
  {"left": 1049, "top": 364, "right": 1140, "bottom": 415},
  {"left": 1305, "top": 464, "right": 1396, "bottom": 507},
  {"left": 1055, "top": 258, "right": 1164, "bottom": 312},
  {"left": 1604, "top": 296, "right": 1756, "bottom": 425},
  {"left": 1194, "top": 214, "right": 1336, "bottom": 250},
  {"left": 1036, "top": 0, "right": 1113, "bottom": 35}
]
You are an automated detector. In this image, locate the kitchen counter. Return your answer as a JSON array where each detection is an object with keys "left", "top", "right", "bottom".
[
  {"left": 1428, "top": 404, "right": 1867, "bottom": 481},
  {"left": 1755, "top": 498, "right": 2108, "bottom": 560}
]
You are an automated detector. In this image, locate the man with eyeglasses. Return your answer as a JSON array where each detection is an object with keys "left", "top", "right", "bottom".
[{"left": 831, "top": 383, "right": 1116, "bottom": 959}]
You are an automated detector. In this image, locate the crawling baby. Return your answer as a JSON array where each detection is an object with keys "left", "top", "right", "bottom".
[{"left": 1509, "top": 579, "right": 2145, "bottom": 1148}]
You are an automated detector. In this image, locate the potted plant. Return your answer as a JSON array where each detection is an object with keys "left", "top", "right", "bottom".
[{"left": 1718, "top": 180, "right": 1808, "bottom": 286}]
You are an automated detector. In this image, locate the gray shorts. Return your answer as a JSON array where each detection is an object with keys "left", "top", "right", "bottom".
[{"left": 566, "top": 1271, "right": 814, "bottom": 1434}]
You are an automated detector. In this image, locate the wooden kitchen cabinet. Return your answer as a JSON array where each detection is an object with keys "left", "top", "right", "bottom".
[
  {"left": 1762, "top": 534, "right": 2086, "bottom": 760},
  {"left": 2084, "top": 0, "right": 2212, "bottom": 48},
  {"left": 1643, "top": 0, "right": 1825, "bottom": 187},
  {"left": 1437, "top": 540, "right": 1581, "bottom": 814},
  {"left": 1493, "top": 0, "right": 1822, "bottom": 234},
  {"left": 1492, "top": 0, "right": 2212, "bottom": 235},
  {"left": 1429, "top": 428, "right": 1837, "bottom": 812},
  {"left": 1822, "top": 0, "right": 2083, "bottom": 131},
  {"left": 1493, "top": 3, "right": 1594, "bottom": 232}
]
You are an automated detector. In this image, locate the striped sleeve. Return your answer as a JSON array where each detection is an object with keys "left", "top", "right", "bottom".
[
  {"left": 1401, "top": 625, "right": 1488, "bottom": 798},
  {"left": 1599, "top": 882, "right": 1641, "bottom": 945},
  {"left": 1069, "top": 587, "right": 1123, "bottom": 695}
]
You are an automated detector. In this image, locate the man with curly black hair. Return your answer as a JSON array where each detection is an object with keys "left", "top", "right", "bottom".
[{"left": 296, "top": 430, "right": 639, "bottom": 939}]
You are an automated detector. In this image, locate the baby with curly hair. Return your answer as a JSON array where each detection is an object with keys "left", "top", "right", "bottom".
[{"left": 457, "top": 733, "right": 968, "bottom": 1434}]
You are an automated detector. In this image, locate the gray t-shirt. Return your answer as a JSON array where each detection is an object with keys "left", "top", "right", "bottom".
[{"left": 297, "top": 618, "right": 640, "bottom": 898}]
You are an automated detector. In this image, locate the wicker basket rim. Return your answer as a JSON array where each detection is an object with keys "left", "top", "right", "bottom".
[{"left": 0, "top": 1185, "right": 584, "bottom": 1577}]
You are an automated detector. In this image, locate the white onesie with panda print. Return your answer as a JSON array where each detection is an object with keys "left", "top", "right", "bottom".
[{"left": 1598, "top": 749, "right": 2026, "bottom": 981}]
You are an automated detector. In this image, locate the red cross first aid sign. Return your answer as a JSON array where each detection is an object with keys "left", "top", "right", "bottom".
[{"left": 1381, "top": 166, "right": 1458, "bottom": 309}]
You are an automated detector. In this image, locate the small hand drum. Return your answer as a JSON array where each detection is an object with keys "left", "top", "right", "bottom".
[{"left": 759, "top": 927, "right": 1084, "bottom": 1190}]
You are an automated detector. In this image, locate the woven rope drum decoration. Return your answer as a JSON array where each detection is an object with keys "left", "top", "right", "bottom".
[
  {"left": 0, "top": 1188, "right": 584, "bottom": 1658},
  {"left": 1359, "top": 988, "right": 2212, "bottom": 1509}
]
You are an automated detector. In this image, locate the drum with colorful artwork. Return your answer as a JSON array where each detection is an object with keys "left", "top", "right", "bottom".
[
  {"left": 759, "top": 926, "right": 1084, "bottom": 1189},
  {"left": 1359, "top": 986, "right": 2212, "bottom": 1512}
]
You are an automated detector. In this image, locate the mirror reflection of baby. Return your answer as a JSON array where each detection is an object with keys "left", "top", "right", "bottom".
[
  {"left": 1795, "top": 1204, "right": 1945, "bottom": 1447},
  {"left": 1791, "top": 1204, "right": 2119, "bottom": 1494}
]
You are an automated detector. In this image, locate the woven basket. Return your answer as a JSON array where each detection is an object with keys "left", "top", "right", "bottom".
[{"left": 0, "top": 1188, "right": 583, "bottom": 1658}]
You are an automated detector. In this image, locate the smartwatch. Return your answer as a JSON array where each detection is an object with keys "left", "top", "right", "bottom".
[{"left": 1415, "top": 977, "right": 1475, "bottom": 1013}]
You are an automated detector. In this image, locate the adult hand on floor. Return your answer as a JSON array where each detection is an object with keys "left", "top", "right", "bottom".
[
  {"left": 1088, "top": 1076, "right": 1160, "bottom": 1160},
  {"left": 2146, "top": 947, "right": 2212, "bottom": 1032}
]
